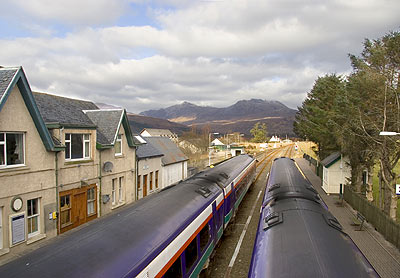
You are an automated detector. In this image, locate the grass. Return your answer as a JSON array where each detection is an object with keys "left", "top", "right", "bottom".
[{"left": 297, "top": 141, "right": 318, "bottom": 159}]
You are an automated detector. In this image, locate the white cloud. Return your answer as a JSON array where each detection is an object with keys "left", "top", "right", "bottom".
[
  {"left": 11, "top": 0, "right": 129, "bottom": 26},
  {"left": 0, "top": 0, "right": 399, "bottom": 114}
]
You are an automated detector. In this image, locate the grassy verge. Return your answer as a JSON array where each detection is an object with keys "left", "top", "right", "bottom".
[{"left": 297, "top": 141, "right": 318, "bottom": 160}]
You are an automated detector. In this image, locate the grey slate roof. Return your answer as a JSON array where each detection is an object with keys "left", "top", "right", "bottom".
[
  {"left": 85, "top": 110, "right": 123, "bottom": 145},
  {"left": 136, "top": 137, "right": 164, "bottom": 159},
  {"left": 144, "top": 137, "right": 188, "bottom": 166},
  {"left": 0, "top": 67, "right": 18, "bottom": 102},
  {"left": 321, "top": 152, "right": 341, "bottom": 168},
  {"left": 141, "top": 128, "right": 176, "bottom": 137},
  {"left": 33, "top": 92, "right": 98, "bottom": 128}
]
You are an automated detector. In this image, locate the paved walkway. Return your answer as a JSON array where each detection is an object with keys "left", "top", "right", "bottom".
[{"left": 296, "top": 158, "right": 400, "bottom": 278}]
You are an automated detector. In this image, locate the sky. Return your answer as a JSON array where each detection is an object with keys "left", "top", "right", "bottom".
[{"left": 0, "top": 0, "right": 399, "bottom": 113}]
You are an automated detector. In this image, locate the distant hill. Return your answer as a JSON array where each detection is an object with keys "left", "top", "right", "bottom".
[
  {"left": 140, "top": 99, "right": 297, "bottom": 137},
  {"left": 127, "top": 113, "right": 190, "bottom": 135}
]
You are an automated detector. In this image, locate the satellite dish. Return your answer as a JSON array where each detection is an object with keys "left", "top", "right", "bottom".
[{"left": 103, "top": 161, "right": 114, "bottom": 172}]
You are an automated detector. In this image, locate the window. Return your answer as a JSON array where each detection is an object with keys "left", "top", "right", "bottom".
[
  {"left": 115, "top": 134, "right": 122, "bottom": 156},
  {"left": 155, "top": 171, "right": 159, "bottom": 189},
  {"left": 87, "top": 188, "right": 96, "bottom": 216},
  {"left": 27, "top": 198, "right": 40, "bottom": 237},
  {"left": 60, "top": 195, "right": 71, "bottom": 227},
  {"left": 199, "top": 224, "right": 211, "bottom": 252},
  {"left": 138, "top": 175, "right": 141, "bottom": 190},
  {"left": 118, "top": 177, "right": 123, "bottom": 203},
  {"left": 112, "top": 179, "right": 116, "bottom": 205},
  {"left": 0, "top": 132, "right": 24, "bottom": 167},
  {"left": 164, "top": 257, "right": 182, "bottom": 278},
  {"left": 65, "top": 133, "right": 90, "bottom": 160},
  {"left": 149, "top": 172, "right": 153, "bottom": 191},
  {"left": 185, "top": 237, "right": 198, "bottom": 272}
]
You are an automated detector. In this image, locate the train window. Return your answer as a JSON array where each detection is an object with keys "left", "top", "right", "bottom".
[
  {"left": 164, "top": 257, "right": 182, "bottom": 278},
  {"left": 185, "top": 237, "right": 198, "bottom": 272},
  {"left": 200, "top": 224, "right": 211, "bottom": 252}
]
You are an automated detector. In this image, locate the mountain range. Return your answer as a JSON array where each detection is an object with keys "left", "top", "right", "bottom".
[{"left": 140, "top": 99, "right": 297, "bottom": 137}]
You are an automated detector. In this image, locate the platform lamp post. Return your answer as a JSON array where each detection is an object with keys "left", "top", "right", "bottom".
[{"left": 209, "top": 132, "right": 219, "bottom": 166}]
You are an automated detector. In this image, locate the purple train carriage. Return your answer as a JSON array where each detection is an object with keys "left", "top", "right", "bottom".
[
  {"left": 0, "top": 154, "right": 256, "bottom": 278},
  {"left": 248, "top": 157, "right": 379, "bottom": 278}
]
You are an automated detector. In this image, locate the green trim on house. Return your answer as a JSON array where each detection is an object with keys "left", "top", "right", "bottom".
[
  {"left": 0, "top": 67, "right": 61, "bottom": 152},
  {"left": 121, "top": 110, "right": 140, "bottom": 147}
]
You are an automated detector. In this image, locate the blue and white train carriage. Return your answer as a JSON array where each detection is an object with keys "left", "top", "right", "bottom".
[{"left": 0, "top": 154, "right": 256, "bottom": 278}]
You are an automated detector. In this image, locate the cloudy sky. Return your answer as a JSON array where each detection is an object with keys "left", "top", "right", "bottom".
[{"left": 0, "top": 0, "right": 399, "bottom": 113}]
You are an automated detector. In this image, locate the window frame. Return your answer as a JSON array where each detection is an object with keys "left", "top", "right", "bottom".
[
  {"left": 115, "top": 134, "right": 122, "bottom": 156},
  {"left": 112, "top": 178, "right": 116, "bottom": 206},
  {"left": 118, "top": 177, "right": 124, "bottom": 203},
  {"left": 155, "top": 170, "right": 159, "bottom": 189},
  {"left": 0, "top": 132, "right": 25, "bottom": 168},
  {"left": 27, "top": 198, "right": 40, "bottom": 238},
  {"left": 60, "top": 194, "right": 72, "bottom": 228},
  {"left": 65, "top": 133, "right": 91, "bottom": 161},
  {"left": 87, "top": 187, "right": 96, "bottom": 216}
]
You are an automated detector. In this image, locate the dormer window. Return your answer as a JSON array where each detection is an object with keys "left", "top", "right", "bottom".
[
  {"left": 115, "top": 134, "right": 122, "bottom": 156},
  {"left": 0, "top": 132, "right": 25, "bottom": 167},
  {"left": 65, "top": 133, "right": 90, "bottom": 160}
]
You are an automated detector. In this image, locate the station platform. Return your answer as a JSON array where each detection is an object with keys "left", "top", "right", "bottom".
[{"left": 295, "top": 158, "right": 400, "bottom": 278}]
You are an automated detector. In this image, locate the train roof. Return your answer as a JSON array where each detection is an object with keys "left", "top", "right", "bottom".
[
  {"left": 250, "top": 198, "right": 378, "bottom": 277},
  {"left": 0, "top": 176, "right": 221, "bottom": 277},
  {"left": 195, "top": 154, "right": 255, "bottom": 188},
  {"left": 0, "top": 154, "right": 255, "bottom": 278},
  {"left": 263, "top": 157, "right": 322, "bottom": 207}
]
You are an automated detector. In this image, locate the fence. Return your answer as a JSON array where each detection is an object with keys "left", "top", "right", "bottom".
[
  {"left": 303, "top": 154, "right": 323, "bottom": 178},
  {"left": 344, "top": 185, "right": 400, "bottom": 249}
]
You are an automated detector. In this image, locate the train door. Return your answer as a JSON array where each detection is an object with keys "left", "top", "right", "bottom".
[{"left": 212, "top": 202, "right": 218, "bottom": 245}]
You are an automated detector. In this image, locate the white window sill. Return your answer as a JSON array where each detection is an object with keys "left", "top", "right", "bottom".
[
  {"left": 0, "top": 248, "right": 10, "bottom": 257},
  {"left": 114, "top": 154, "right": 124, "bottom": 158},
  {"left": 27, "top": 233, "right": 46, "bottom": 245},
  {"left": 0, "top": 165, "right": 28, "bottom": 171},
  {"left": 112, "top": 202, "right": 126, "bottom": 209}
]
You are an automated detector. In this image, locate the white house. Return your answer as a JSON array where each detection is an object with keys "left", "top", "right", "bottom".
[
  {"left": 143, "top": 137, "right": 188, "bottom": 188},
  {"left": 321, "top": 152, "right": 351, "bottom": 194}
]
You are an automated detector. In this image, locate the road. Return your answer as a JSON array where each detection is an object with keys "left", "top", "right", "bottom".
[{"left": 208, "top": 144, "right": 298, "bottom": 278}]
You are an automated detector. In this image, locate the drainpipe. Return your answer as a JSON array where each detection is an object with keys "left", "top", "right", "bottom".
[
  {"left": 55, "top": 152, "right": 59, "bottom": 234},
  {"left": 135, "top": 148, "right": 138, "bottom": 201},
  {"left": 98, "top": 150, "right": 102, "bottom": 217}
]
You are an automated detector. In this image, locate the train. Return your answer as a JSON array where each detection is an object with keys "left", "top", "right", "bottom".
[
  {"left": 0, "top": 154, "right": 256, "bottom": 278},
  {"left": 248, "top": 157, "right": 379, "bottom": 277}
]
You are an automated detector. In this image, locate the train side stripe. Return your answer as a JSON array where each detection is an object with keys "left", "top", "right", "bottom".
[{"left": 154, "top": 213, "right": 213, "bottom": 278}]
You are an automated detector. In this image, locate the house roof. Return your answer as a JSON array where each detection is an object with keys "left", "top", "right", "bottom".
[
  {"left": 143, "top": 137, "right": 188, "bottom": 166},
  {"left": 0, "top": 67, "right": 19, "bottom": 103},
  {"left": 136, "top": 137, "right": 164, "bottom": 160},
  {"left": 0, "top": 66, "right": 63, "bottom": 152},
  {"left": 321, "top": 152, "right": 341, "bottom": 168},
  {"left": 33, "top": 92, "right": 98, "bottom": 128},
  {"left": 211, "top": 138, "right": 225, "bottom": 146},
  {"left": 85, "top": 109, "right": 139, "bottom": 148},
  {"left": 141, "top": 128, "right": 176, "bottom": 137}
]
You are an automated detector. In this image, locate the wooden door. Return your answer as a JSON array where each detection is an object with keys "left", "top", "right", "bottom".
[
  {"left": 143, "top": 174, "right": 148, "bottom": 197},
  {"left": 73, "top": 192, "right": 86, "bottom": 228}
]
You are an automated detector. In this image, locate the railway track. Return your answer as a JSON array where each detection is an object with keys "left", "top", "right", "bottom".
[{"left": 209, "top": 144, "right": 295, "bottom": 278}]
